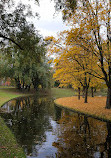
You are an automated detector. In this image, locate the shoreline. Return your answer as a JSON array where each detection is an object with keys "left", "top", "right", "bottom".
[
  {"left": 54, "top": 96, "right": 111, "bottom": 122},
  {"left": 0, "top": 87, "right": 27, "bottom": 157},
  {"left": 0, "top": 87, "right": 40, "bottom": 107}
]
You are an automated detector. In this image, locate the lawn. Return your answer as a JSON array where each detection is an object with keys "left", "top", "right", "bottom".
[
  {"left": 51, "top": 87, "right": 107, "bottom": 99},
  {"left": 0, "top": 117, "right": 26, "bottom": 158},
  {"left": 51, "top": 87, "right": 75, "bottom": 99},
  {"left": 0, "top": 87, "right": 29, "bottom": 107}
]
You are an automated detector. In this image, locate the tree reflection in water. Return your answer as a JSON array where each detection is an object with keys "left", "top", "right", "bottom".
[
  {"left": 1, "top": 97, "right": 55, "bottom": 157},
  {"left": 1, "top": 97, "right": 111, "bottom": 158},
  {"left": 53, "top": 109, "right": 111, "bottom": 158}
]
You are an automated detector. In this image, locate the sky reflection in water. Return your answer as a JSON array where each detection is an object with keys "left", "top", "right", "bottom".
[{"left": 1, "top": 96, "right": 111, "bottom": 158}]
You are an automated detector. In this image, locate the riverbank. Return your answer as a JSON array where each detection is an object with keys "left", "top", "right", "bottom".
[
  {"left": 1, "top": 87, "right": 109, "bottom": 157},
  {"left": 0, "top": 87, "right": 59, "bottom": 107},
  {"left": 0, "top": 87, "right": 28, "bottom": 158},
  {"left": 0, "top": 87, "right": 75, "bottom": 157},
  {"left": 0, "top": 87, "right": 30, "bottom": 107},
  {"left": 0, "top": 117, "right": 26, "bottom": 158},
  {"left": 54, "top": 96, "right": 111, "bottom": 122}
]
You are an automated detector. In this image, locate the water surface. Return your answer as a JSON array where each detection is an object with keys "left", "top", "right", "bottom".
[{"left": 1, "top": 96, "right": 111, "bottom": 158}]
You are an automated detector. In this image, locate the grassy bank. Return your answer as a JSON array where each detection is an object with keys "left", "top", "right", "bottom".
[
  {"left": 51, "top": 87, "right": 107, "bottom": 99},
  {"left": 51, "top": 88, "right": 111, "bottom": 121},
  {"left": 54, "top": 96, "right": 111, "bottom": 122},
  {"left": 0, "top": 87, "right": 75, "bottom": 157},
  {"left": 0, "top": 87, "right": 30, "bottom": 107},
  {"left": 51, "top": 88, "right": 75, "bottom": 99},
  {"left": 0, "top": 117, "right": 26, "bottom": 158},
  {"left": 0, "top": 87, "right": 109, "bottom": 157},
  {"left": 0, "top": 87, "right": 28, "bottom": 158}
]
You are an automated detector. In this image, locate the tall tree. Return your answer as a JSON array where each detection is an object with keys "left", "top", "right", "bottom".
[
  {"left": 0, "top": 0, "right": 38, "bottom": 49},
  {"left": 3, "top": 24, "right": 51, "bottom": 91},
  {"left": 50, "top": 39, "right": 102, "bottom": 103},
  {"left": 59, "top": 0, "right": 111, "bottom": 108}
]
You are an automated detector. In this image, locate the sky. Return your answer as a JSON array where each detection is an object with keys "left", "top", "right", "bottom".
[
  {"left": 29, "top": 0, "right": 106, "bottom": 39},
  {"left": 27, "top": 0, "right": 69, "bottom": 38}
]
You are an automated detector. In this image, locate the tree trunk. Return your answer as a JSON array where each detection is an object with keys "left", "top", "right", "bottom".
[
  {"left": 28, "top": 85, "right": 30, "bottom": 91},
  {"left": 106, "top": 63, "right": 111, "bottom": 108},
  {"left": 106, "top": 87, "right": 111, "bottom": 109},
  {"left": 78, "top": 87, "right": 81, "bottom": 100},
  {"left": 94, "top": 87, "right": 96, "bottom": 93},
  {"left": 91, "top": 87, "right": 94, "bottom": 97},
  {"left": 23, "top": 79, "right": 25, "bottom": 89},
  {"left": 84, "top": 87, "right": 88, "bottom": 103},
  {"left": 82, "top": 86, "right": 85, "bottom": 98},
  {"left": 15, "top": 78, "right": 21, "bottom": 90}
]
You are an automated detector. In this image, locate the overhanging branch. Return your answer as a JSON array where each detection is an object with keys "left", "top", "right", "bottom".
[{"left": 0, "top": 33, "right": 23, "bottom": 50}]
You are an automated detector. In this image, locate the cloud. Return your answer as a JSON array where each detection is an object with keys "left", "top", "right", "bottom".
[
  {"left": 37, "top": 27, "right": 57, "bottom": 37},
  {"left": 37, "top": 0, "right": 58, "bottom": 21},
  {"left": 20, "top": 0, "right": 68, "bottom": 37},
  {"left": 35, "top": 19, "right": 67, "bottom": 30},
  {"left": 33, "top": 0, "right": 68, "bottom": 37},
  {"left": 34, "top": 19, "right": 69, "bottom": 38}
]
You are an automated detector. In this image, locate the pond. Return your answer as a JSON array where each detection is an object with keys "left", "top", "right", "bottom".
[{"left": 1, "top": 96, "right": 111, "bottom": 158}]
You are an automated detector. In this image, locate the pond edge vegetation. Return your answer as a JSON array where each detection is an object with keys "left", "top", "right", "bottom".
[{"left": 0, "top": 88, "right": 28, "bottom": 158}]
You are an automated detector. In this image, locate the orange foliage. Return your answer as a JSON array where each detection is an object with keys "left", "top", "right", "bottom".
[{"left": 55, "top": 96, "right": 111, "bottom": 121}]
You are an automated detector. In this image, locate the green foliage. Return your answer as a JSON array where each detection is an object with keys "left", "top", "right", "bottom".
[
  {"left": 0, "top": 23, "right": 52, "bottom": 91},
  {"left": 0, "top": 53, "right": 12, "bottom": 78},
  {"left": 0, "top": 0, "right": 38, "bottom": 48},
  {"left": 54, "top": 80, "right": 60, "bottom": 87}
]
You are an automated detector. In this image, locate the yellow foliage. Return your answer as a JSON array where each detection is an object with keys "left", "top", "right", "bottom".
[
  {"left": 44, "top": 36, "right": 54, "bottom": 41},
  {"left": 48, "top": 0, "right": 110, "bottom": 95},
  {"left": 47, "top": 59, "right": 53, "bottom": 64}
]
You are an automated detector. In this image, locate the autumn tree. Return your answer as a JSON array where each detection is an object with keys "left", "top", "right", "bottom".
[
  {"left": 58, "top": 0, "right": 111, "bottom": 108},
  {"left": 46, "top": 34, "right": 103, "bottom": 103},
  {"left": 52, "top": 43, "right": 102, "bottom": 102}
]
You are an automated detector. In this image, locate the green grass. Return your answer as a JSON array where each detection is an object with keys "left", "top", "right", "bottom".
[
  {"left": 0, "top": 117, "right": 26, "bottom": 158},
  {"left": 0, "top": 87, "right": 29, "bottom": 107},
  {"left": 94, "top": 88, "right": 107, "bottom": 96},
  {"left": 51, "top": 88, "right": 75, "bottom": 99},
  {"left": 0, "top": 86, "right": 52, "bottom": 158},
  {"left": 51, "top": 87, "right": 108, "bottom": 100},
  {"left": 0, "top": 87, "right": 28, "bottom": 158}
]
